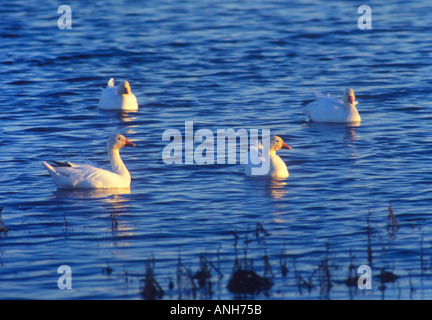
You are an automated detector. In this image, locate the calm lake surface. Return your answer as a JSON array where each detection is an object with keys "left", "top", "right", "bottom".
[{"left": 1, "top": 0, "right": 432, "bottom": 299}]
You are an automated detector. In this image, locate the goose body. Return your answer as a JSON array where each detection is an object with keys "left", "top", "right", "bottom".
[
  {"left": 99, "top": 78, "right": 139, "bottom": 111},
  {"left": 304, "top": 88, "right": 361, "bottom": 123},
  {"left": 245, "top": 136, "right": 291, "bottom": 179},
  {"left": 43, "top": 134, "right": 135, "bottom": 189}
]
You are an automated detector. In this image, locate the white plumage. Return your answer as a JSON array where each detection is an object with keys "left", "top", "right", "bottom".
[
  {"left": 245, "top": 136, "right": 291, "bottom": 179},
  {"left": 304, "top": 88, "right": 361, "bottom": 123},
  {"left": 99, "top": 78, "right": 139, "bottom": 111},
  {"left": 42, "top": 134, "right": 135, "bottom": 189}
]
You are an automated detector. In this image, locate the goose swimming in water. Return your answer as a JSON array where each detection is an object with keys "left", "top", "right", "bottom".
[
  {"left": 99, "top": 78, "right": 139, "bottom": 111},
  {"left": 245, "top": 135, "right": 291, "bottom": 179},
  {"left": 42, "top": 133, "right": 135, "bottom": 189},
  {"left": 304, "top": 88, "right": 361, "bottom": 123}
]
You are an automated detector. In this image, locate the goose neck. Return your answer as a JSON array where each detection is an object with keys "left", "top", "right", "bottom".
[{"left": 108, "top": 148, "right": 129, "bottom": 177}]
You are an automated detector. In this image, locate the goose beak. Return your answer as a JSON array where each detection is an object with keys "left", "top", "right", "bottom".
[
  {"left": 281, "top": 142, "right": 291, "bottom": 150},
  {"left": 349, "top": 95, "right": 355, "bottom": 104},
  {"left": 124, "top": 139, "right": 136, "bottom": 147}
]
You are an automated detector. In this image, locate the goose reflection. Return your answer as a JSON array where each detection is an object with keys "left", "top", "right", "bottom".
[
  {"left": 344, "top": 126, "right": 360, "bottom": 143},
  {"left": 245, "top": 176, "right": 289, "bottom": 200},
  {"left": 344, "top": 125, "right": 361, "bottom": 159},
  {"left": 116, "top": 111, "right": 137, "bottom": 123},
  {"left": 53, "top": 188, "right": 133, "bottom": 234},
  {"left": 303, "top": 121, "right": 361, "bottom": 158},
  {"left": 99, "top": 108, "right": 138, "bottom": 126},
  {"left": 53, "top": 187, "right": 131, "bottom": 199},
  {"left": 266, "top": 179, "right": 288, "bottom": 199},
  {"left": 303, "top": 121, "right": 360, "bottom": 130}
]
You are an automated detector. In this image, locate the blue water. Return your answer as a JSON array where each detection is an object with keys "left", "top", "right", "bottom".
[{"left": 1, "top": 0, "right": 432, "bottom": 299}]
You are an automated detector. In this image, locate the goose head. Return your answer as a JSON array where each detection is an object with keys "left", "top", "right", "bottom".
[
  {"left": 117, "top": 81, "right": 132, "bottom": 95},
  {"left": 343, "top": 88, "right": 357, "bottom": 105},
  {"left": 108, "top": 133, "right": 136, "bottom": 151},
  {"left": 270, "top": 136, "right": 291, "bottom": 153}
]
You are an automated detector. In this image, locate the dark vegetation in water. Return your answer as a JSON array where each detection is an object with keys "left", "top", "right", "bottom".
[
  {"left": 126, "top": 204, "right": 431, "bottom": 299},
  {"left": 140, "top": 257, "right": 165, "bottom": 300},
  {"left": 1, "top": 203, "right": 428, "bottom": 299},
  {"left": 227, "top": 227, "right": 274, "bottom": 297},
  {"left": 0, "top": 207, "right": 8, "bottom": 235}
]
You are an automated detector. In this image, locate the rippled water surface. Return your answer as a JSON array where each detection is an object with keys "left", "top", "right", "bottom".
[{"left": 1, "top": 0, "right": 432, "bottom": 299}]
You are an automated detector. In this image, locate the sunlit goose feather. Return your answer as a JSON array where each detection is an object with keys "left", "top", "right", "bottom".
[
  {"left": 99, "top": 78, "right": 139, "bottom": 111},
  {"left": 245, "top": 136, "right": 291, "bottom": 179},
  {"left": 304, "top": 88, "right": 361, "bottom": 123},
  {"left": 42, "top": 134, "right": 135, "bottom": 189}
]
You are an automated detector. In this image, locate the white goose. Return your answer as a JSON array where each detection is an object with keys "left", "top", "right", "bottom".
[
  {"left": 42, "top": 134, "right": 135, "bottom": 189},
  {"left": 99, "top": 78, "right": 139, "bottom": 111},
  {"left": 304, "top": 88, "right": 361, "bottom": 123},
  {"left": 245, "top": 136, "right": 291, "bottom": 179}
]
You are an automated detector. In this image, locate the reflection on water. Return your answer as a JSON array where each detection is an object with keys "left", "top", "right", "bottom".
[
  {"left": 303, "top": 121, "right": 361, "bottom": 158},
  {"left": 108, "top": 198, "right": 136, "bottom": 245},
  {"left": 304, "top": 121, "right": 361, "bottom": 130},
  {"left": 117, "top": 112, "right": 138, "bottom": 123},
  {"left": 53, "top": 187, "right": 131, "bottom": 199},
  {"left": 1, "top": 0, "right": 431, "bottom": 300},
  {"left": 344, "top": 126, "right": 360, "bottom": 159},
  {"left": 53, "top": 188, "right": 136, "bottom": 241},
  {"left": 267, "top": 179, "right": 288, "bottom": 200},
  {"left": 344, "top": 126, "right": 360, "bottom": 143},
  {"left": 244, "top": 170, "right": 289, "bottom": 200},
  {"left": 99, "top": 110, "right": 138, "bottom": 131}
]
